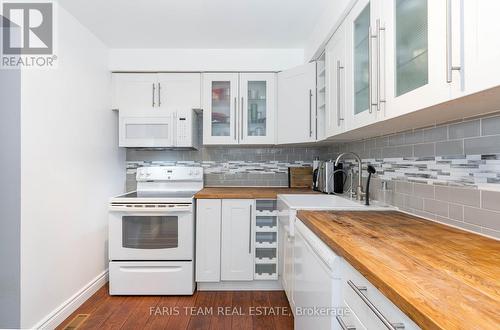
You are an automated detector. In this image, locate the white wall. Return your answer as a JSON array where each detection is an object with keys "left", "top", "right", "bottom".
[
  {"left": 20, "top": 6, "right": 125, "bottom": 328},
  {"left": 109, "top": 48, "right": 305, "bottom": 72},
  {"left": 303, "top": 0, "right": 352, "bottom": 61}
]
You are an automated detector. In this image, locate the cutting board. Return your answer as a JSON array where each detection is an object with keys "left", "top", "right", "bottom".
[{"left": 288, "top": 166, "right": 313, "bottom": 188}]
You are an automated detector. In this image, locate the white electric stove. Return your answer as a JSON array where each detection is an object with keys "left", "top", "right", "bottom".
[{"left": 108, "top": 166, "right": 203, "bottom": 295}]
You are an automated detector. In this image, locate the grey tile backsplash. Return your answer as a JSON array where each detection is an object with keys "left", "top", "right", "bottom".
[
  {"left": 125, "top": 112, "right": 500, "bottom": 239},
  {"left": 126, "top": 146, "right": 324, "bottom": 190}
]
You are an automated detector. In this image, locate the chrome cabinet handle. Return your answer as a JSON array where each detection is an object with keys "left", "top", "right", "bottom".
[
  {"left": 336, "top": 60, "right": 345, "bottom": 126},
  {"left": 158, "top": 83, "right": 161, "bottom": 107},
  {"left": 368, "top": 26, "right": 375, "bottom": 113},
  {"left": 336, "top": 316, "right": 356, "bottom": 330},
  {"left": 347, "top": 280, "right": 405, "bottom": 330},
  {"left": 446, "top": 0, "right": 461, "bottom": 83},
  {"left": 249, "top": 204, "right": 252, "bottom": 254},
  {"left": 234, "top": 97, "right": 237, "bottom": 141},
  {"left": 241, "top": 97, "right": 244, "bottom": 140},
  {"left": 152, "top": 83, "right": 156, "bottom": 107},
  {"left": 376, "top": 19, "right": 385, "bottom": 111},
  {"left": 309, "top": 89, "right": 313, "bottom": 137}
]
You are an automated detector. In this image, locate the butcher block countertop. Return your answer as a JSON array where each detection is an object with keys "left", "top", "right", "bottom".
[
  {"left": 296, "top": 210, "right": 500, "bottom": 330},
  {"left": 194, "top": 187, "right": 319, "bottom": 199}
]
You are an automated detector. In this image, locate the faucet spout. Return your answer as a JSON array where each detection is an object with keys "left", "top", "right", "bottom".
[{"left": 334, "top": 152, "right": 364, "bottom": 201}]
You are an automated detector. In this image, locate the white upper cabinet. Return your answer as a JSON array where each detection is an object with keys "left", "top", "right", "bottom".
[
  {"left": 462, "top": 0, "right": 500, "bottom": 95},
  {"left": 345, "top": 0, "right": 381, "bottom": 130},
  {"left": 113, "top": 73, "right": 159, "bottom": 113},
  {"left": 325, "top": 23, "right": 347, "bottom": 137},
  {"left": 277, "top": 63, "right": 317, "bottom": 144},
  {"left": 202, "top": 73, "right": 240, "bottom": 145},
  {"left": 240, "top": 73, "right": 277, "bottom": 144},
  {"left": 157, "top": 73, "right": 201, "bottom": 111},
  {"left": 384, "top": 0, "right": 453, "bottom": 120},
  {"left": 113, "top": 73, "right": 201, "bottom": 114},
  {"left": 203, "top": 73, "right": 276, "bottom": 145}
]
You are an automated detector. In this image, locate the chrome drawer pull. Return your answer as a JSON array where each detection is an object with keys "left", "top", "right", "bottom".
[
  {"left": 347, "top": 280, "right": 405, "bottom": 330},
  {"left": 336, "top": 316, "right": 356, "bottom": 330}
]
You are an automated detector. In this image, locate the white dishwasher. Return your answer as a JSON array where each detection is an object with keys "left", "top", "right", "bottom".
[{"left": 294, "top": 218, "right": 343, "bottom": 330}]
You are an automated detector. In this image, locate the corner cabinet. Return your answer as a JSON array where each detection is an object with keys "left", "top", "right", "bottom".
[
  {"left": 203, "top": 73, "right": 276, "bottom": 145},
  {"left": 277, "top": 63, "right": 317, "bottom": 144}
]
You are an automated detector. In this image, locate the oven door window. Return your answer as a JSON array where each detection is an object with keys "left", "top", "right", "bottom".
[{"left": 122, "top": 216, "right": 178, "bottom": 249}]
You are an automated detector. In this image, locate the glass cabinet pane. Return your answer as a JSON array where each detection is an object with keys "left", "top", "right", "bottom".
[
  {"left": 247, "top": 81, "right": 267, "bottom": 136},
  {"left": 122, "top": 216, "right": 178, "bottom": 249},
  {"left": 395, "top": 0, "right": 428, "bottom": 96},
  {"left": 354, "top": 4, "right": 371, "bottom": 114},
  {"left": 211, "top": 81, "right": 231, "bottom": 136}
]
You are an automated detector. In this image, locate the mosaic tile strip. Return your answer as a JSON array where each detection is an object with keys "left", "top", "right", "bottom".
[
  {"left": 126, "top": 160, "right": 313, "bottom": 175},
  {"left": 338, "top": 154, "right": 500, "bottom": 189}
]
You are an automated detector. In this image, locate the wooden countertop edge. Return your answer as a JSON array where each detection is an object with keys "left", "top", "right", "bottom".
[
  {"left": 295, "top": 211, "right": 485, "bottom": 330},
  {"left": 194, "top": 187, "right": 319, "bottom": 199}
]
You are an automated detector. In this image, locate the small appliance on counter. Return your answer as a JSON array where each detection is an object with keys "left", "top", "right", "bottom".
[{"left": 314, "top": 160, "right": 344, "bottom": 194}]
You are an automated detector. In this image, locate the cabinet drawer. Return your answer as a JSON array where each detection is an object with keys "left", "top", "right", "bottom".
[
  {"left": 109, "top": 261, "right": 194, "bottom": 295},
  {"left": 342, "top": 262, "right": 420, "bottom": 330},
  {"left": 337, "top": 303, "right": 367, "bottom": 330}
]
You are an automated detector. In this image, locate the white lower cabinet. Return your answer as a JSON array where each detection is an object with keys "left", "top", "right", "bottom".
[
  {"left": 283, "top": 226, "right": 295, "bottom": 309},
  {"left": 340, "top": 261, "right": 420, "bottom": 330},
  {"left": 221, "top": 199, "right": 255, "bottom": 281},
  {"left": 195, "top": 199, "right": 222, "bottom": 282},
  {"left": 195, "top": 199, "right": 255, "bottom": 282}
]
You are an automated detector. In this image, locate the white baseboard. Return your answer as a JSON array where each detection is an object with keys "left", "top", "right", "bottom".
[
  {"left": 197, "top": 280, "right": 283, "bottom": 291},
  {"left": 34, "top": 270, "right": 108, "bottom": 330}
]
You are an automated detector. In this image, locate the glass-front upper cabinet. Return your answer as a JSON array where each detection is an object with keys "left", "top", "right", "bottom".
[
  {"left": 203, "top": 73, "right": 239, "bottom": 145},
  {"left": 346, "top": 0, "right": 380, "bottom": 130},
  {"left": 239, "top": 73, "right": 276, "bottom": 144},
  {"left": 384, "top": 0, "right": 453, "bottom": 119}
]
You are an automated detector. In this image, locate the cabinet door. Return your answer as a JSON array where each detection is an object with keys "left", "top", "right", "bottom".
[
  {"left": 325, "top": 23, "right": 347, "bottom": 137},
  {"left": 277, "top": 63, "right": 317, "bottom": 144},
  {"left": 221, "top": 199, "right": 254, "bottom": 281},
  {"left": 463, "top": 0, "right": 500, "bottom": 94},
  {"left": 113, "top": 73, "right": 159, "bottom": 114},
  {"left": 384, "top": 0, "right": 453, "bottom": 119},
  {"left": 240, "top": 73, "right": 277, "bottom": 144},
  {"left": 283, "top": 230, "right": 295, "bottom": 309},
  {"left": 345, "top": 0, "right": 379, "bottom": 130},
  {"left": 195, "top": 199, "right": 222, "bottom": 282},
  {"left": 158, "top": 73, "right": 201, "bottom": 111},
  {"left": 202, "top": 73, "right": 239, "bottom": 145}
]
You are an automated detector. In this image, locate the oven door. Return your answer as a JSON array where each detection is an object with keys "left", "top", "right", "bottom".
[{"left": 109, "top": 207, "right": 193, "bottom": 261}]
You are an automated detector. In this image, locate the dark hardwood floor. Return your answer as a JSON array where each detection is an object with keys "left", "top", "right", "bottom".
[{"left": 57, "top": 284, "right": 294, "bottom": 330}]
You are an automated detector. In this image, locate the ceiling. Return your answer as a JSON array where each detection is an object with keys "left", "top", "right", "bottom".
[{"left": 58, "top": 0, "right": 329, "bottom": 49}]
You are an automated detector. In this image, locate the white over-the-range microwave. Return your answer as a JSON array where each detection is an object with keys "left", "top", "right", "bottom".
[{"left": 119, "top": 110, "right": 199, "bottom": 148}]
